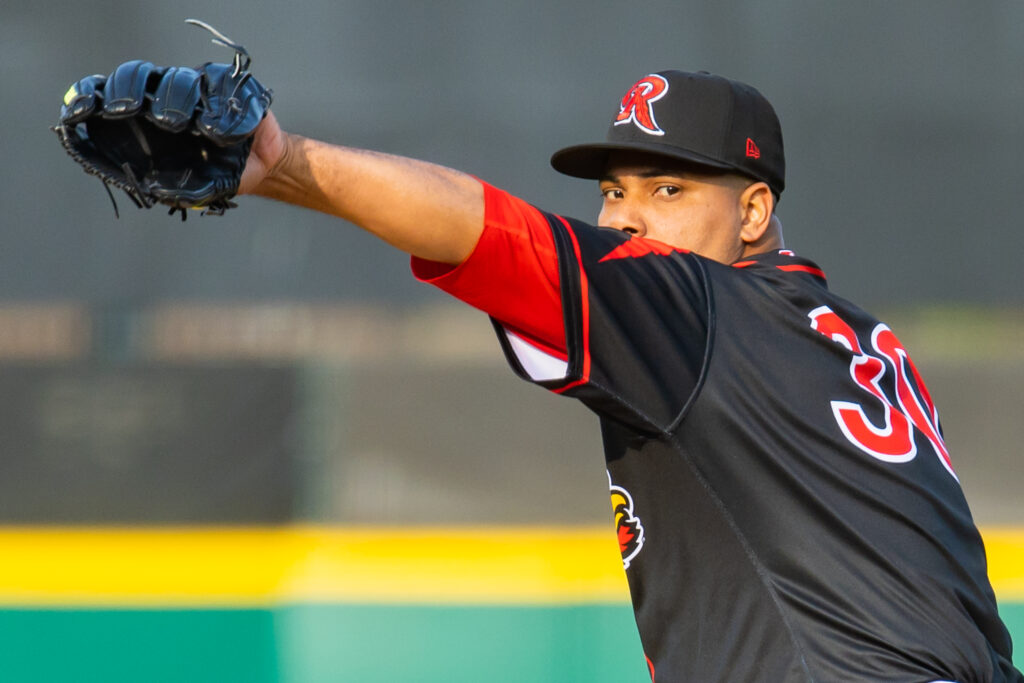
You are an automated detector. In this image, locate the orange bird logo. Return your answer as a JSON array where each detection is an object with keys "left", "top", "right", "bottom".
[{"left": 609, "top": 473, "right": 645, "bottom": 569}]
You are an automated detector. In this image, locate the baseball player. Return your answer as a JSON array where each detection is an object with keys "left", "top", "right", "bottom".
[{"left": 235, "top": 70, "right": 1020, "bottom": 682}]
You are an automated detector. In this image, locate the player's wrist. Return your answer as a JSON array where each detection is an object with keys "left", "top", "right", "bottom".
[
  {"left": 264, "top": 131, "right": 298, "bottom": 182},
  {"left": 241, "top": 119, "right": 297, "bottom": 199}
]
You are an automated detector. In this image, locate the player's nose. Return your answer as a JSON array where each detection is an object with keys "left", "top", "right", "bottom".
[{"left": 599, "top": 206, "right": 647, "bottom": 237}]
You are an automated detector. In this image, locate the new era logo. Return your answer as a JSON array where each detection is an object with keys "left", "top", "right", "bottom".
[{"left": 745, "top": 138, "right": 761, "bottom": 159}]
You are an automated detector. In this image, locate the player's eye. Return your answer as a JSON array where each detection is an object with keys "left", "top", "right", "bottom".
[
  {"left": 654, "top": 185, "right": 681, "bottom": 197},
  {"left": 601, "top": 188, "right": 624, "bottom": 200}
]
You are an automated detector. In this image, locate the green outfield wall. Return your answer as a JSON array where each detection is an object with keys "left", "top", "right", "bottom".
[
  {"left": 0, "top": 605, "right": 648, "bottom": 683},
  {"left": 3, "top": 603, "right": 1023, "bottom": 682},
  {"left": 1, "top": 526, "right": 1021, "bottom": 683}
]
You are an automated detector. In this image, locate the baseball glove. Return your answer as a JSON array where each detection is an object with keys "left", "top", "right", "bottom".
[{"left": 54, "top": 19, "right": 272, "bottom": 219}]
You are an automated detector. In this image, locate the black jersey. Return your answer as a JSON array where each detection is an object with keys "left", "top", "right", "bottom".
[
  {"left": 412, "top": 183, "right": 1021, "bottom": 683},
  {"left": 489, "top": 211, "right": 1020, "bottom": 683}
]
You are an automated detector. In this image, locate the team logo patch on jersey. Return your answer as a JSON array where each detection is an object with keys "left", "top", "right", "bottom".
[
  {"left": 614, "top": 74, "right": 669, "bottom": 136},
  {"left": 609, "top": 472, "right": 645, "bottom": 569}
]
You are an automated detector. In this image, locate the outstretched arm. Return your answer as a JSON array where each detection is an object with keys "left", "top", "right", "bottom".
[{"left": 239, "top": 111, "right": 484, "bottom": 265}]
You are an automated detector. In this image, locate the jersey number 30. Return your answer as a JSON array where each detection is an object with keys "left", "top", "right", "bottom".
[{"left": 808, "top": 306, "right": 955, "bottom": 479}]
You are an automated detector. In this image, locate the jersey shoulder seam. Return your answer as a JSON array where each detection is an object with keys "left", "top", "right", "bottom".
[{"left": 666, "top": 253, "right": 715, "bottom": 435}]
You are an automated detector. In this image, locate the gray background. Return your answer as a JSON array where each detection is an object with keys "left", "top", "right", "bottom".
[
  {"left": 0, "top": 1, "right": 1021, "bottom": 525},
  {"left": 6, "top": 0, "right": 1023, "bottom": 306}
]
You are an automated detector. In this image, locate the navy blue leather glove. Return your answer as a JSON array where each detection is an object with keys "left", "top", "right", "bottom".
[{"left": 55, "top": 20, "right": 272, "bottom": 219}]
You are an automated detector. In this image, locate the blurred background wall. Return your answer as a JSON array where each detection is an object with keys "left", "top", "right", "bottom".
[{"left": 1, "top": 0, "right": 1021, "bottom": 681}]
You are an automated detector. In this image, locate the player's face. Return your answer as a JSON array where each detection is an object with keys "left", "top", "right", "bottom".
[{"left": 598, "top": 152, "right": 752, "bottom": 264}]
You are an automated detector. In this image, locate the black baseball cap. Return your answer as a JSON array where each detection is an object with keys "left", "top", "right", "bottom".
[{"left": 551, "top": 70, "right": 785, "bottom": 199}]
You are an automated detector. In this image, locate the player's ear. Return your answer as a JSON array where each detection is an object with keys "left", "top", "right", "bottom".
[{"left": 738, "top": 181, "right": 774, "bottom": 245}]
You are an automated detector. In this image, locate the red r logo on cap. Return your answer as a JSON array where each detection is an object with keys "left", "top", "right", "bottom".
[{"left": 615, "top": 75, "right": 669, "bottom": 136}]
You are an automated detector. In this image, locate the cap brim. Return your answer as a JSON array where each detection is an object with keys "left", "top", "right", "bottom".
[{"left": 550, "top": 141, "right": 740, "bottom": 180}]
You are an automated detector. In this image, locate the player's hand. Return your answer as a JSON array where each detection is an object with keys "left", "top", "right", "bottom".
[{"left": 239, "top": 109, "right": 288, "bottom": 196}]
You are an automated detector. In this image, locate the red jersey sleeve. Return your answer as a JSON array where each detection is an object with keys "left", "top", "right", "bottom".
[{"left": 411, "top": 180, "right": 566, "bottom": 357}]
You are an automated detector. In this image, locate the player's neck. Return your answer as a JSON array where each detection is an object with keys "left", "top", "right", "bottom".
[{"left": 740, "top": 217, "right": 784, "bottom": 259}]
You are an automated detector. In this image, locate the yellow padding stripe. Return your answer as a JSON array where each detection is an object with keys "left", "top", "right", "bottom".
[
  {"left": 0, "top": 526, "right": 1020, "bottom": 607},
  {"left": 0, "top": 526, "right": 628, "bottom": 607},
  {"left": 980, "top": 528, "right": 1024, "bottom": 600}
]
